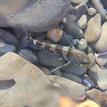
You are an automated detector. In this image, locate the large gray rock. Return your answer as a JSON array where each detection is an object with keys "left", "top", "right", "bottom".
[{"left": 0, "top": 0, "right": 70, "bottom": 33}]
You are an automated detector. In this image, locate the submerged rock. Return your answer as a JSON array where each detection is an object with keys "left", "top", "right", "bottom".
[
  {"left": 0, "top": 0, "right": 70, "bottom": 33},
  {"left": 0, "top": 52, "right": 51, "bottom": 107},
  {"left": 84, "top": 14, "right": 101, "bottom": 43}
]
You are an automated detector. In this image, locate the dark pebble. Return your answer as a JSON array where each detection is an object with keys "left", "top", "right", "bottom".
[
  {"left": 61, "top": 63, "right": 87, "bottom": 76},
  {"left": 37, "top": 50, "right": 65, "bottom": 68},
  {"left": 62, "top": 72, "right": 82, "bottom": 84},
  {"left": 0, "top": 28, "right": 19, "bottom": 47},
  {"left": 18, "top": 49, "right": 38, "bottom": 64}
]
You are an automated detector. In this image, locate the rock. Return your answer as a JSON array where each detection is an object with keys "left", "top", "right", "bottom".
[
  {"left": 62, "top": 72, "right": 82, "bottom": 84},
  {"left": 77, "top": 14, "right": 87, "bottom": 29},
  {"left": 81, "top": 74, "right": 96, "bottom": 88},
  {"left": 88, "top": 7, "right": 97, "bottom": 16},
  {"left": 63, "top": 14, "right": 77, "bottom": 23},
  {"left": 63, "top": 14, "right": 84, "bottom": 39},
  {"left": 68, "top": 48, "right": 90, "bottom": 64},
  {"left": 89, "top": 64, "right": 107, "bottom": 90},
  {"left": 47, "top": 28, "right": 63, "bottom": 42},
  {"left": 84, "top": 14, "right": 101, "bottom": 43},
  {"left": 37, "top": 50, "right": 65, "bottom": 68},
  {"left": 76, "top": 39, "right": 88, "bottom": 51},
  {"left": 61, "top": 63, "right": 87, "bottom": 76},
  {"left": 0, "top": 41, "right": 16, "bottom": 56},
  {"left": 49, "top": 75, "right": 86, "bottom": 101},
  {"left": 94, "top": 22, "right": 107, "bottom": 52},
  {"left": 64, "top": 22, "right": 84, "bottom": 39},
  {"left": 59, "top": 32, "right": 73, "bottom": 47},
  {"left": 87, "top": 89, "right": 107, "bottom": 107},
  {"left": 74, "top": 2, "right": 88, "bottom": 18},
  {"left": 18, "top": 49, "right": 38, "bottom": 64},
  {"left": 0, "top": 28, "right": 19, "bottom": 47},
  {"left": 0, "top": 0, "right": 70, "bottom": 33},
  {"left": 0, "top": 52, "right": 51, "bottom": 107},
  {"left": 91, "top": 0, "right": 107, "bottom": 20}
]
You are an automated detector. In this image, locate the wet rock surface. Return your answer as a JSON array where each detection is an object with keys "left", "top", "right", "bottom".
[{"left": 0, "top": 0, "right": 107, "bottom": 107}]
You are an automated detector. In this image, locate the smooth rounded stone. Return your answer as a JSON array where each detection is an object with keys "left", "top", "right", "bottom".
[
  {"left": 0, "top": 0, "right": 70, "bottom": 33},
  {"left": 49, "top": 75, "right": 86, "bottom": 101},
  {"left": 81, "top": 74, "right": 96, "bottom": 88},
  {"left": 58, "top": 32, "right": 73, "bottom": 47},
  {"left": 62, "top": 72, "right": 82, "bottom": 84},
  {"left": 76, "top": 39, "right": 88, "bottom": 51},
  {"left": 89, "top": 64, "right": 107, "bottom": 90},
  {"left": 0, "top": 52, "right": 51, "bottom": 107},
  {"left": 61, "top": 63, "right": 87, "bottom": 76},
  {"left": 68, "top": 48, "right": 90, "bottom": 64},
  {"left": 18, "top": 49, "right": 38, "bottom": 64},
  {"left": 70, "top": 0, "right": 84, "bottom": 5},
  {"left": 46, "top": 28, "right": 73, "bottom": 47},
  {"left": 37, "top": 50, "right": 65, "bottom": 68},
  {"left": 0, "top": 28, "right": 19, "bottom": 47},
  {"left": 64, "top": 22, "right": 84, "bottom": 39},
  {"left": 63, "top": 14, "right": 77, "bottom": 23},
  {"left": 88, "top": 7, "right": 97, "bottom": 16},
  {"left": 87, "top": 89, "right": 107, "bottom": 107},
  {"left": 0, "top": 42, "right": 16, "bottom": 56},
  {"left": 94, "top": 22, "right": 107, "bottom": 52},
  {"left": 84, "top": 14, "right": 101, "bottom": 43},
  {"left": 77, "top": 14, "right": 87, "bottom": 29},
  {"left": 47, "top": 28, "right": 63, "bottom": 42},
  {"left": 91, "top": 0, "right": 107, "bottom": 20}
]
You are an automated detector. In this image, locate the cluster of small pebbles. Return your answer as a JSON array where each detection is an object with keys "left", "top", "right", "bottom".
[{"left": 0, "top": 0, "right": 107, "bottom": 107}]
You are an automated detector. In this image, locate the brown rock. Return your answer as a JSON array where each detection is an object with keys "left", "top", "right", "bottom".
[
  {"left": 84, "top": 14, "right": 101, "bottom": 43},
  {"left": 0, "top": 52, "right": 50, "bottom": 107},
  {"left": 87, "top": 89, "right": 107, "bottom": 107},
  {"left": 94, "top": 22, "right": 107, "bottom": 52},
  {"left": 47, "top": 28, "right": 63, "bottom": 42},
  {"left": 77, "top": 14, "right": 87, "bottom": 29},
  {"left": 49, "top": 75, "right": 86, "bottom": 101}
]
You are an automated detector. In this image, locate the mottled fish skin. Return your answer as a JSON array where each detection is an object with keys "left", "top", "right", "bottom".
[
  {"left": 91, "top": 0, "right": 107, "bottom": 19},
  {"left": 32, "top": 39, "right": 90, "bottom": 64},
  {"left": 6, "top": 0, "right": 70, "bottom": 32}
]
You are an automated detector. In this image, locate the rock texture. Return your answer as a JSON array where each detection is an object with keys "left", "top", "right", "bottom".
[
  {"left": 0, "top": 52, "right": 51, "bottom": 107},
  {"left": 94, "top": 22, "right": 107, "bottom": 52},
  {"left": 84, "top": 14, "right": 101, "bottom": 43},
  {"left": 0, "top": 0, "right": 70, "bottom": 33}
]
